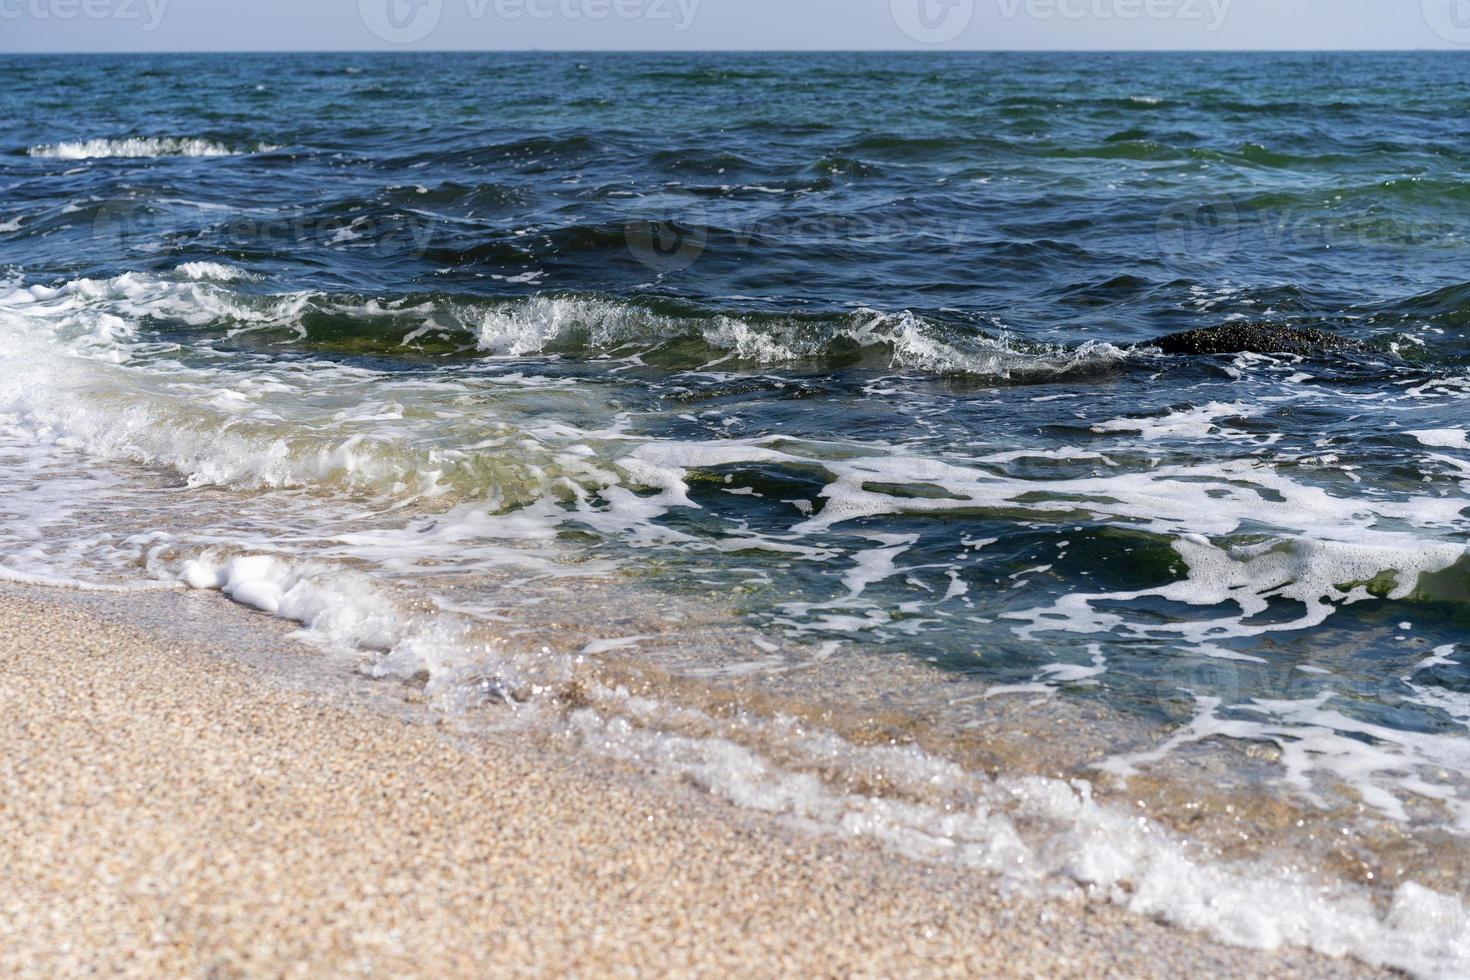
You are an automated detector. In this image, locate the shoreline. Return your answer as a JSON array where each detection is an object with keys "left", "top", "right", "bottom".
[{"left": 0, "top": 584, "right": 1384, "bottom": 977}]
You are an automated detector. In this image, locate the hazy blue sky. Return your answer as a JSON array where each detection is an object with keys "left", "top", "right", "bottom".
[{"left": 2, "top": 0, "right": 1468, "bottom": 52}]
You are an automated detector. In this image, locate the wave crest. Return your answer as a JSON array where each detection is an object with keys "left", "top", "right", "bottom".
[
  {"left": 469, "top": 295, "right": 1129, "bottom": 380},
  {"left": 3, "top": 272, "right": 1128, "bottom": 381},
  {"left": 26, "top": 137, "right": 272, "bottom": 160}
]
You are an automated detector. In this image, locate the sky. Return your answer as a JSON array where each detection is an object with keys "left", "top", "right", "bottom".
[{"left": 1, "top": 0, "right": 1468, "bottom": 52}]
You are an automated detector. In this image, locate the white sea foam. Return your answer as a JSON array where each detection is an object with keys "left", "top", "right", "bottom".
[
  {"left": 980, "top": 644, "right": 1108, "bottom": 699},
  {"left": 588, "top": 435, "right": 1470, "bottom": 831},
  {"left": 0, "top": 564, "right": 179, "bottom": 593},
  {"left": 133, "top": 511, "right": 1470, "bottom": 969},
  {"left": 174, "top": 261, "right": 254, "bottom": 281},
  {"left": 1101, "top": 694, "right": 1470, "bottom": 829},
  {"left": 1, "top": 269, "right": 1469, "bottom": 975},
  {"left": 27, "top": 138, "right": 267, "bottom": 160},
  {"left": 1008, "top": 535, "right": 1466, "bottom": 647},
  {"left": 574, "top": 692, "right": 1470, "bottom": 979},
  {"left": 134, "top": 533, "right": 1470, "bottom": 975},
  {"left": 1411, "top": 428, "right": 1470, "bottom": 450},
  {"left": 10, "top": 472, "right": 1459, "bottom": 977},
  {"left": 60, "top": 525, "right": 1470, "bottom": 973},
  {"left": 174, "top": 551, "right": 555, "bottom": 706},
  {"left": 1091, "top": 401, "right": 1258, "bottom": 441},
  {"left": 4, "top": 277, "right": 1459, "bottom": 655},
  {"left": 0, "top": 272, "right": 305, "bottom": 336},
  {"left": 471, "top": 295, "right": 1127, "bottom": 378},
  {"left": 0, "top": 275, "right": 584, "bottom": 499},
  {"left": 2, "top": 272, "right": 1123, "bottom": 386}
]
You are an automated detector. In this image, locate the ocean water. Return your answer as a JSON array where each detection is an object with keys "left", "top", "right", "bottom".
[{"left": 2, "top": 51, "right": 1469, "bottom": 973}]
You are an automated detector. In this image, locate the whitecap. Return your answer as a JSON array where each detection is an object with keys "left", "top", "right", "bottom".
[
  {"left": 1411, "top": 428, "right": 1470, "bottom": 450},
  {"left": 27, "top": 137, "right": 271, "bottom": 160}
]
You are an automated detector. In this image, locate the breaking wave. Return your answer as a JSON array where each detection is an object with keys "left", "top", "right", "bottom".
[
  {"left": 26, "top": 137, "right": 273, "bottom": 159},
  {"left": 468, "top": 294, "right": 1129, "bottom": 379},
  {"left": 1, "top": 271, "right": 1126, "bottom": 381}
]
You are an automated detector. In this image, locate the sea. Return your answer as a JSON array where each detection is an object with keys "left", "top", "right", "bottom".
[{"left": 1, "top": 51, "right": 1468, "bottom": 975}]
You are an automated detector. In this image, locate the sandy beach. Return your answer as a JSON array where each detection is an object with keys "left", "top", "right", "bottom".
[{"left": 0, "top": 585, "right": 1385, "bottom": 978}]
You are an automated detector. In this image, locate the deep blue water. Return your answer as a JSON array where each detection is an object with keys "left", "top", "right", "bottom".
[{"left": 6, "top": 51, "right": 1470, "bottom": 325}]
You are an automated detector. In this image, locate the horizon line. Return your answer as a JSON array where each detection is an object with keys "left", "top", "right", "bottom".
[{"left": 0, "top": 47, "right": 1462, "bottom": 55}]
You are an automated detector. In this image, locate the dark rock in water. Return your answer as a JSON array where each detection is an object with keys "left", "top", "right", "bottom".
[{"left": 1149, "top": 324, "right": 1366, "bottom": 357}]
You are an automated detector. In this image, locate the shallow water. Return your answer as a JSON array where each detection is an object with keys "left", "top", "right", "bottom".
[{"left": 2, "top": 51, "right": 1469, "bottom": 975}]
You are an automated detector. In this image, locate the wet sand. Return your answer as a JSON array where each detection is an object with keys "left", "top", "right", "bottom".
[{"left": 0, "top": 586, "right": 1383, "bottom": 978}]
